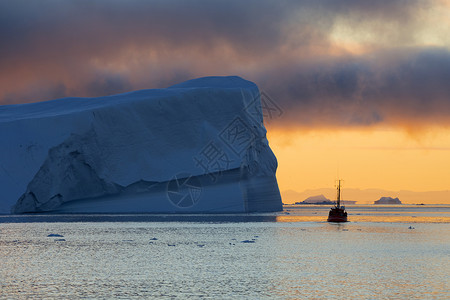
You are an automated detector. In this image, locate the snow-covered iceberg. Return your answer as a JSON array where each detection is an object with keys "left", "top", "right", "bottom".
[
  {"left": 374, "top": 197, "right": 401, "bottom": 205},
  {"left": 0, "top": 76, "right": 282, "bottom": 214}
]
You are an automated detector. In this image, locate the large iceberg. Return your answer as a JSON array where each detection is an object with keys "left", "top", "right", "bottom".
[{"left": 0, "top": 76, "right": 282, "bottom": 214}]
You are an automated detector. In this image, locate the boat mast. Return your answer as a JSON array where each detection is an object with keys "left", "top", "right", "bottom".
[{"left": 336, "top": 180, "right": 341, "bottom": 208}]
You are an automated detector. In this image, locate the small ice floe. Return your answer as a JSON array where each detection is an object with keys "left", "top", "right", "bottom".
[
  {"left": 150, "top": 237, "right": 158, "bottom": 241},
  {"left": 408, "top": 226, "right": 415, "bottom": 229},
  {"left": 241, "top": 240, "right": 255, "bottom": 243},
  {"left": 47, "top": 234, "right": 64, "bottom": 237},
  {"left": 55, "top": 239, "right": 66, "bottom": 242}
]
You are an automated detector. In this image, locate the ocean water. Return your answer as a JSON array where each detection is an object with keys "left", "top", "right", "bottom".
[{"left": 1, "top": 205, "right": 449, "bottom": 299}]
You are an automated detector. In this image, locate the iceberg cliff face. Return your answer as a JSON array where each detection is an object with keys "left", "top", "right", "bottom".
[{"left": 0, "top": 76, "right": 282, "bottom": 214}]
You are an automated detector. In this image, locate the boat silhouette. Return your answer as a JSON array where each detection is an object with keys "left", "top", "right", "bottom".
[{"left": 327, "top": 180, "right": 348, "bottom": 222}]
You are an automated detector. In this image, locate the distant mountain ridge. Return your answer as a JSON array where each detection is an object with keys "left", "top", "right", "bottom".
[{"left": 282, "top": 188, "right": 450, "bottom": 205}]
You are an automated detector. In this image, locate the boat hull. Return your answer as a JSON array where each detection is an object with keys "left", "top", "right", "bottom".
[{"left": 327, "top": 207, "right": 348, "bottom": 222}]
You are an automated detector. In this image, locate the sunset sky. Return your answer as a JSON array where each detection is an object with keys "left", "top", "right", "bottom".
[{"left": 1, "top": 0, "right": 449, "bottom": 203}]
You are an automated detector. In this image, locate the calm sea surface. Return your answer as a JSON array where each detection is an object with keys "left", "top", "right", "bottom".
[{"left": 1, "top": 205, "right": 449, "bottom": 299}]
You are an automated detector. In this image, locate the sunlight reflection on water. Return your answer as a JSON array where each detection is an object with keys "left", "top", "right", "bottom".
[
  {"left": 0, "top": 205, "right": 449, "bottom": 299},
  {"left": 281, "top": 204, "right": 450, "bottom": 223}
]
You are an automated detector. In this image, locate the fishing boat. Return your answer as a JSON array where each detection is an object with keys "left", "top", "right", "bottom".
[{"left": 327, "top": 180, "right": 348, "bottom": 222}]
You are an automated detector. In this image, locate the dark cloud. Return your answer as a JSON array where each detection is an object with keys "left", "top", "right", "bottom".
[
  {"left": 260, "top": 47, "right": 450, "bottom": 128},
  {"left": 1, "top": 0, "right": 448, "bottom": 129},
  {"left": 85, "top": 74, "right": 132, "bottom": 97}
]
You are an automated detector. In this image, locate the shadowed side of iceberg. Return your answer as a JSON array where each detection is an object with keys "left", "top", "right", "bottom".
[
  {"left": 28, "top": 168, "right": 280, "bottom": 213},
  {"left": 2, "top": 76, "right": 282, "bottom": 214}
]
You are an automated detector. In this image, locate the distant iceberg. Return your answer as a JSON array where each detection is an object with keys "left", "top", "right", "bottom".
[
  {"left": 295, "top": 194, "right": 334, "bottom": 205},
  {"left": 374, "top": 197, "right": 401, "bottom": 204},
  {"left": 0, "top": 76, "right": 282, "bottom": 214},
  {"left": 294, "top": 194, "right": 357, "bottom": 205}
]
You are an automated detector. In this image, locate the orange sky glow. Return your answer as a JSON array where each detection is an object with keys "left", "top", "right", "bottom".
[{"left": 268, "top": 126, "right": 450, "bottom": 203}]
